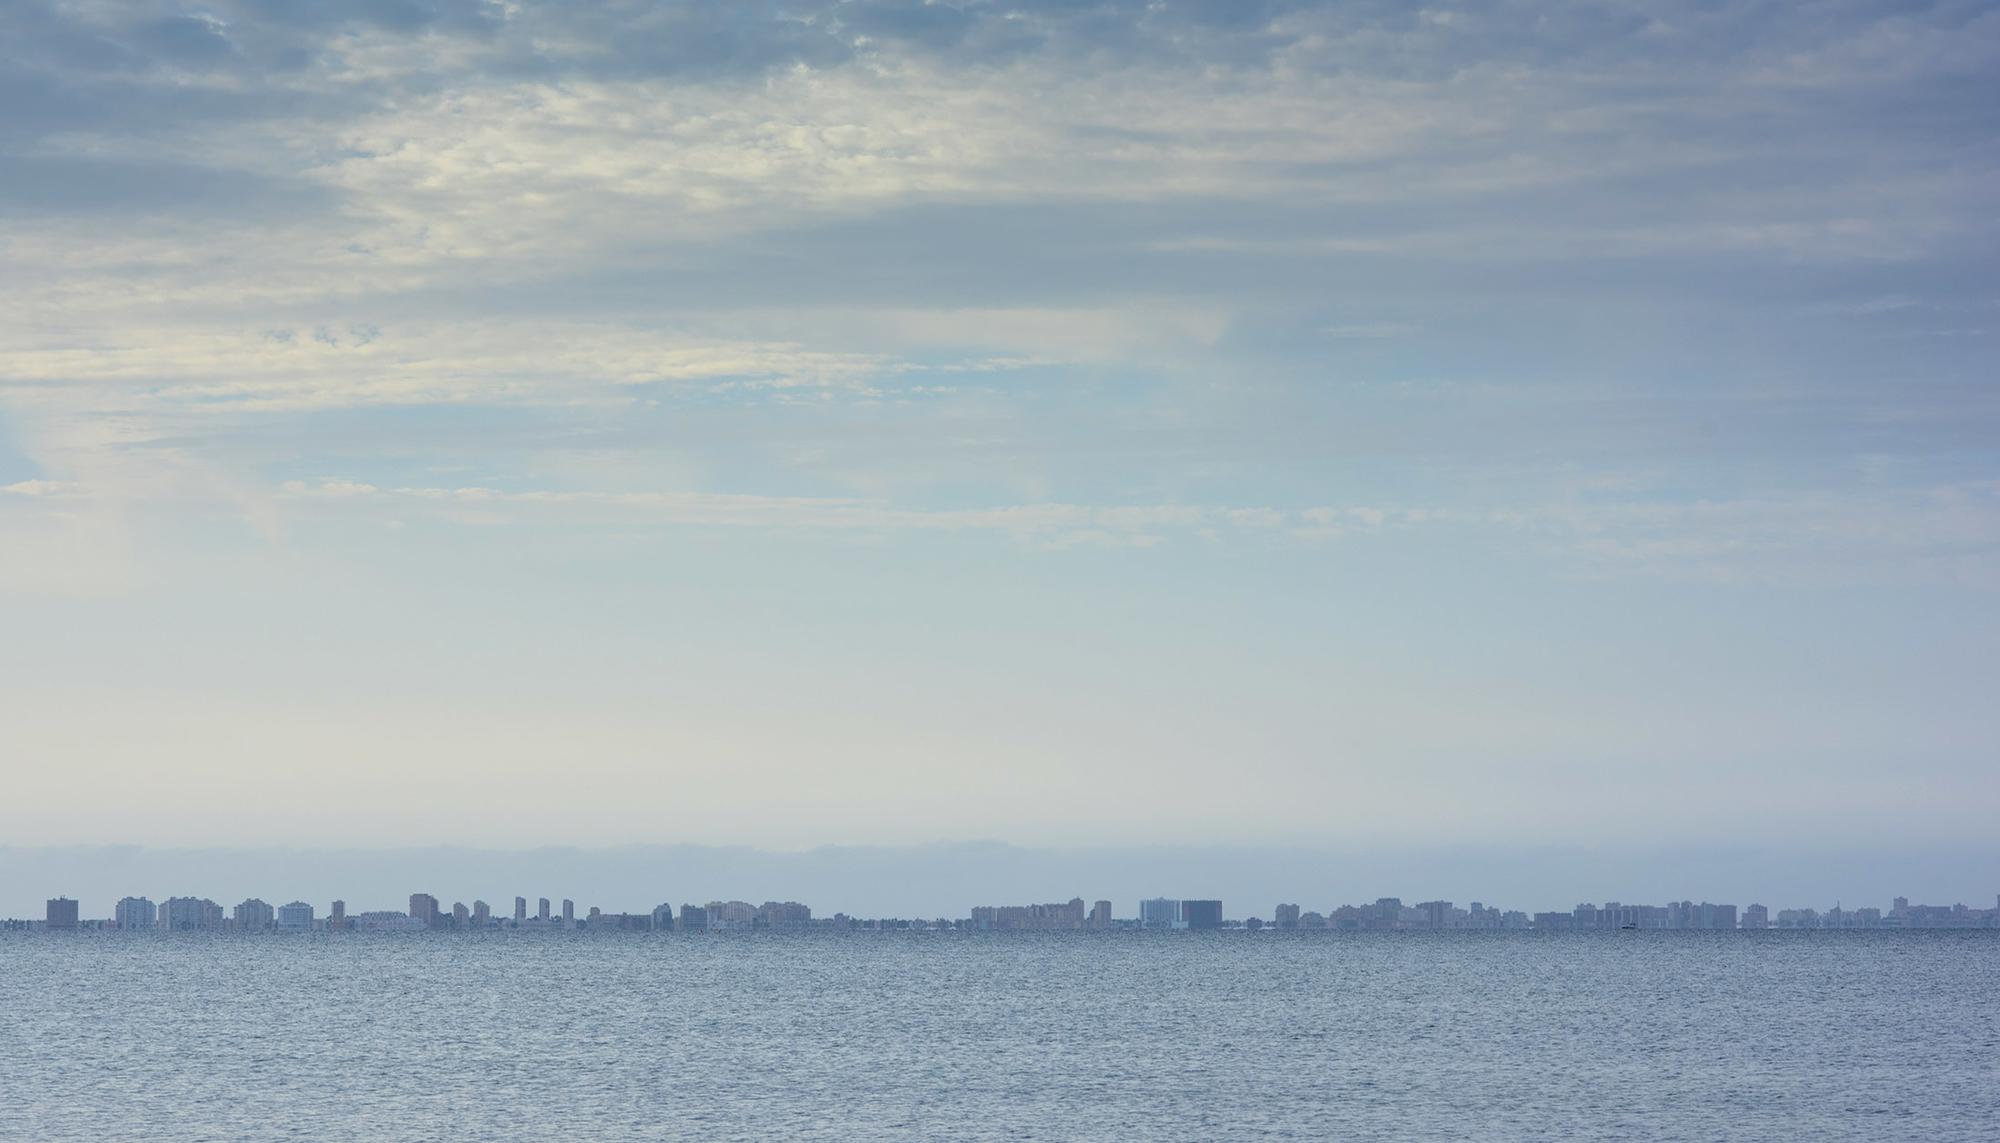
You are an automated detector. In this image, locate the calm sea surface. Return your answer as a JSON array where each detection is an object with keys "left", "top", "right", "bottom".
[{"left": 4, "top": 930, "right": 1997, "bottom": 1140}]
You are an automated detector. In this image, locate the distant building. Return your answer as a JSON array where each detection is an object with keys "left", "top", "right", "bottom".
[
  {"left": 1742, "top": 904, "right": 1769, "bottom": 929},
  {"left": 350, "top": 911, "right": 424, "bottom": 931},
  {"left": 705, "top": 901, "right": 757, "bottom": 930},
  {"left": 472, "top": 900, "right": 491, "bottom": 926},
  {"left": 1177, "top": 900, "right": 1223, "bottom": 931},
  {"left": 409, "top": 893, "right": 441, "bottom": 928},
  {"left": 969, "top": 898, "right": 1085, "bottom": 931},
  {"left": 515, "top": 897, "right": 528, "bottom": 924},
  {"left": 1297, "top": 911, "right": 1328, "bottom": 930},
  {"left": 276, "top": 901, "right": 315, "bottom": 930},
  {"left": 114, "top": 897, "right": 156, "bottom": 931},
  {"left": 45, "top": 897, "right": 79, "bottom": 930},
  {"left": 562, "top": 899, "right": 575, "bottom": 926},
  {"left": 757, "top": 901, "right": 813, "bottom": 929},
  {"left": 1274, "top": 903, "right": 1301, "bottom": 930},
  {"left": 1417, "top": 901, "right": 1452, "bottom": 930},
  {"left": 160, "top": 897, "right": 224, "bottom": 931},
  {"left": 452, "top": 902, "right": 469, "bottom": 927},
  {"left": 1090, "top": 900, "right": 1113, "bottom": 929},
  {"left": 1139, "top": 898, "right": 1179, "bottom": 929},
  {"left": 233, "top": 899, "right": 275, "bottom": 930},
  {"left": 678, "top": 904, "right": 708, "bottom": 931},
  {"left": 538, "top": 898, "right": 551, "bottom": 923},
  {"left": 651, "top": 903, "right": 676, "bottom": 931},
  {"left": 329, "top": 900, "right": 346, "bottom": 931}
]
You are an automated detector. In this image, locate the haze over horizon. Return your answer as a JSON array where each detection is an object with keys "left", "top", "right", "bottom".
[
  {"left": 9, "top": 840, "right": 1999, "bottom": 923},
  {"left": 3, "top": 2, "right": 1996, "bottom": 856}
]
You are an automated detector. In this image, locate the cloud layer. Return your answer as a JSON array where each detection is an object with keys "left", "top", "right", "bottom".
[{"left": 2, "top": 1, "right": 1996, "bottom": 845}]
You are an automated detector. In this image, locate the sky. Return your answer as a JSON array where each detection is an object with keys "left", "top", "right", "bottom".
[{"left": 1, "top": 1, "right": 1997, "bottom": 882}]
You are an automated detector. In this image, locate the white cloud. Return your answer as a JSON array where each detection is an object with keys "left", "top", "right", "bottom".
[{"left": 0, "top": 478, "right": 77, "bottom": 496}]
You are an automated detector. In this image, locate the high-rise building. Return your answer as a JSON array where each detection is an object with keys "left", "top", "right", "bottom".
[
  {"left": 969, "top": 899, "right": 1085, "bottom": 930},
  {"left": 233, "top": 899, "right": 275, "bottom": 930},
  {"left": 277, "top": 901, "right": 315, "bottom": 930},
  {"left": 329, "top": 900, "right": 346, "bottom": 931},
  {"left": 45, "top": 897, "right": 79, "bottom": 930},
  {"left": 472, "top": 900, "right": 491, "bottom": 926},
  {"left": 756, "top": 901, "right": 813, "bottom": 929},
  {"left": 114, "top": 897, "right": 156, "bottom": 931},
  {"left": 1742, "top": 904, "right": 1769, "bottom": 929},
  {"left": 562, "top": 899, "right": 575, "bottom": 926},
  {"left": 1418, "top": 900, "right": 1452, "bottom": 931},
  {"left": 1090, "top": 900, "right": 1113, "bottom": 929},
  {"left": 452, "top": 902, "right": 469, "bottom": 927},
  {"left": 1274, "top": 903, "right": 1301, "bottom": 930},
  {"left": 705, "top": 901, "right": 758, "bottom": 929},
  {"left": 538, "top": 897, "right": 551, "bottom": 923},
  {"left": 1177, "top": 900, "right": 1223, "bottom": 931},
  {"left": 1139, "top": 898, "right": 1178, "bottom": 929},
  {"left": 409, "top": 893, "right": 441, "bottom": 928},
  {"left": 651, "top": 903, "right": 676, "bottom": 931},
  {"left": 160, "top": 897, "right": 224, "bottom": 931},
  {"left": 515, "top": 897, "right": 528, "bottom": 923},
  {"left": 678, "top": 904, "right": 708, "bottom": 931}
]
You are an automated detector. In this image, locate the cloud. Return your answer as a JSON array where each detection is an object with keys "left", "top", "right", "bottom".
[
  {"left": 0, "top": 0, "right": 1995, "bottom": 598},
  {"left": 0, "top": 322, "right": 906, "bottom": 414},
  {"left": 251, "top": 478, "right": 2000, "bottom": 586},
  {"left": 1, "top": 478, "right": 79, "bottom": 496}
]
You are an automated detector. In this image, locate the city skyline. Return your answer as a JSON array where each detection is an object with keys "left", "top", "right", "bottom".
[
  {"left": 6, "top": 840, "right": 1998, "bottom": 924},
  {"left": 20, "top": 889, "right": 2000, "bottom": 933}
]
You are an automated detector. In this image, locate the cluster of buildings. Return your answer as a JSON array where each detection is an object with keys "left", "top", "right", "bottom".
[
  {"left": 16, "top": 893, "right": 2000, "bottom": 933},
  {"left": 1269, "top": 896, "right": 2000, "bottom": 931},
  {"left": 963, "top": 898, "right": 1223, "bottom": 930},
  {"left": 21, "top": 894, "right": 824, "bottom": 933}
]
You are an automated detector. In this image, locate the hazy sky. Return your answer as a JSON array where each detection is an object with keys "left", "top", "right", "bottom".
[{"left": 2, "top": 1, "right": 1996, "bottom": 853}]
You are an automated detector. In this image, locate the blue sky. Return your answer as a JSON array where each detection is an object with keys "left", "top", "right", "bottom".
[{"left": 1, "top": 0, "right": 1996, "bottom": 853}]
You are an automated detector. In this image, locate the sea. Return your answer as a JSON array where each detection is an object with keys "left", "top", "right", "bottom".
[{"left": 3, "top": 929, "right": 1997, "bottom": 1140}]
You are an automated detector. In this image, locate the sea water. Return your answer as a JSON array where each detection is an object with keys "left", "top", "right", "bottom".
[{"left": 3, "top": 930, "right": 1997, "bottom": 1140}]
